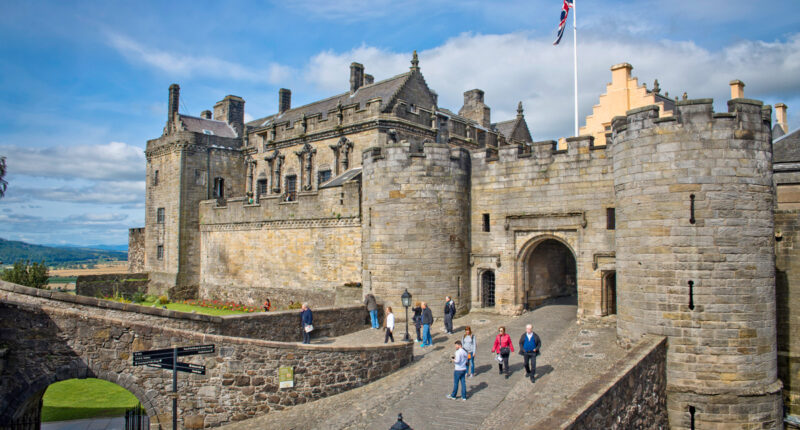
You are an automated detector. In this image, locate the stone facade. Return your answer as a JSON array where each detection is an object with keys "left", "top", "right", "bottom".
[
  {"left": 537, "top": 335, "right": 668, "bottom": 429},
  {"left": 75, "top": 273, "right": 149, "bottom": 299},
  {"left": 128, "top": 227, "right": 145, "bottom": 272},
  {"left": 0, "top": 282, "right": 408, "bottom": 428}
]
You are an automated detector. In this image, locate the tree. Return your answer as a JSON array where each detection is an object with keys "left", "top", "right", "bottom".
[
  {"left": 0, "top": 156, "right": 6, "bottom": 198},
  {"left": 1, "top": 260, "right": 50, "bottom": 289}
]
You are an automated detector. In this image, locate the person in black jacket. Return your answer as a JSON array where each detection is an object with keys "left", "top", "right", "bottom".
[
  {"left": 518, "top": 324, "right": 541, "bottom": 382},
  {"left": 411, "top": 302, "right": 423, "bottom": 342},
  {"left": 301, "top": 303, "right": 313, "bottom": 344},
  {"left": 421, "top": 302, "right": 434, "bottom": 347},
  {"left": 443, "top": 296, "right": 456, "bottom": 334}
]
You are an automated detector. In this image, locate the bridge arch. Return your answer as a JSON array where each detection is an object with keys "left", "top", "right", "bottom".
[{"left": 516, "top": 235, "right": 578, "bottom": 310}]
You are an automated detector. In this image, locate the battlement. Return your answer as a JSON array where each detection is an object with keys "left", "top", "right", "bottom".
[{"left": 362, "top": 140, "right": 471, "bottom": 170}]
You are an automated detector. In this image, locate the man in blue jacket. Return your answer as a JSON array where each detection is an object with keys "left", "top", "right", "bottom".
[
  {"left": 518, "top": 324, "right": 541, "bottom": 383},
  {"left": 301, "top": 303, "right": 313, "bottom": 344}
]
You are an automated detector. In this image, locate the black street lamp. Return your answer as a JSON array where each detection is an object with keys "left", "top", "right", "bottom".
[
  {"left": 390, "top": 413, "right": 412, "bottom": 430},
  {"left": 401, "top": 289, "right": 412, "bottom": 342}
]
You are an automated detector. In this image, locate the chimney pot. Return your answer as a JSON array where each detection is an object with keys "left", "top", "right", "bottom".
[
  {"left": 279, "top": 88, "right": 291, "bottom": 114},
  {"left": 364, "top": 74, "right": 374, "bottom": 86},
  {"left": 350, "top": 62, "right": 365, "bottom": 93},
  {"left": 729, "top": 79, "right": 745, "bottom": 99}
]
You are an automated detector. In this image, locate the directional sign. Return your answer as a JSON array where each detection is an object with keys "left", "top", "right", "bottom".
[
  {"left": 146, "top": 361, "right": 206, "bottom": 375},
  {"left": 133, "top": 344, "right": 214, "bottom": 362}
]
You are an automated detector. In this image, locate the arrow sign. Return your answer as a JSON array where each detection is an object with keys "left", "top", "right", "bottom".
[
  {"left": 146, "top": 360, "right": 206, "bottom": 375},
  {"left": 133, "top": 344, "right": 215, "bottom": 362}
]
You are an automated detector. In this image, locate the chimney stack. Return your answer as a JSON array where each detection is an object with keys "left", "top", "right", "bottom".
[
  {"left": 730, "top": 79, "right": 745, "bottom": 99},
  {"left": 200, "top": 110, "right": 212, "bottom": 119},
  {"left": 350, "top": 62, "right": 365, "bottom": 94},
  {"left": 279, "top": 88, "right": 291, "bottom": 114},
  {"left": 458, "top": 89, "right": 491, "bottom": 128},
  {"left": 775, "top": 103, "right": 788, "bottom": 134},
  {"left": 610, "top": 63, "right": 633, "bottom": 87},
  {"left": 364, "top": 74, "right": 374, "bottom": 86},
  {"left": 168, "top": 84, "right": 180, "bottom": 128},
  {"left": 214, "top": 95, "right": 246, "bottom": 137}
]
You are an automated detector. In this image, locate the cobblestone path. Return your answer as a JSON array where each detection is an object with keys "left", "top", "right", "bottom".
[{"left": 222, "top": 298, "right": 625, "bottom": 430}]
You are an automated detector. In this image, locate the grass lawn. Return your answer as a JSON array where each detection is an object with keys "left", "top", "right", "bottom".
[
  {"left": 42, "top": 378, "right": 140, "bottom": 422},
  {"left": 137, "top": 299, "right": 252, "bottom": 316}
]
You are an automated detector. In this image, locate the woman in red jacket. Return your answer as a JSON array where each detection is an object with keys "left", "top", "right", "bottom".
[{"left": 492, "top": 326, "right": 514, "bottom": 378}]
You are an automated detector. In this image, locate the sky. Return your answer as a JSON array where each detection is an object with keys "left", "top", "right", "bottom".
[{"left": 1, "top": 0, "right": 799, "bottom": 247}]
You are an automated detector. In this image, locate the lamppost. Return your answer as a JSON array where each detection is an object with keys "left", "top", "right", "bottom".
[
  {"left": 401, "top": 289, "right": 412, "bottom": 342},
  {"left": 390, "top": 413, "right": 412, "bottom": 430}
]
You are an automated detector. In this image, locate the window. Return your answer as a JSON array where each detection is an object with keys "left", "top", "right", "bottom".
[
  {"left": 213, "top": 177, "right": 224, "bottom": 199},
  {"left": 606, "top": 207, "right": 615, "bottom": 230},
  {"left": 318, "top": 169, "right": 332, "bottom": 187},
  {"left": 202, "top": 129, "right": 214, "bottom": 135},
  {"left": 153, "top": 170, "right": 159, "bottom": 186},
  {"left": 285, "top": 175, "right": 297, "bottom": 202},
  {"left": 157, "top": 245, "right": 164, "bottom": 260},
  {"left": 482, "top": 213, "right": 490, "bottom": 232},
  {"left": 157, "top": 207, "right": 165, "bottom": 224},
  {"left": 257, "top": 179, "right": 268, "bottom": 196}
]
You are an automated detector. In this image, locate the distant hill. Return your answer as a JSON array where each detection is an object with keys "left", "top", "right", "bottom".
[
  {"left": 0, "top": 238, "right": 127, "bottom": 268},
  {"left": 43, "top": 243, "right": 128, "bottom": 252}
]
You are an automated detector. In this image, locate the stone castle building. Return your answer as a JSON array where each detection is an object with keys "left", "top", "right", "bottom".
[{"left": 134, "top": 54, "right": 798, "bottom": 427}]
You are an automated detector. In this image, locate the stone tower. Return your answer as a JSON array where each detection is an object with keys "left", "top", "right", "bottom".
[
  {"left": 612, "top": 99, "right": 782, "bottom": 427},
  {"left": 361, "top": 139, "right": 471, "bottom": 318}
]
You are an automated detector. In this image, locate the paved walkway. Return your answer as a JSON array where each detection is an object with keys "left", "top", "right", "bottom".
[
  {"left": 221, "top": 297, "right": 627, "bottom": 430},
  {"left": 41, "top": 416, "right": 130, "bottom": 430}
]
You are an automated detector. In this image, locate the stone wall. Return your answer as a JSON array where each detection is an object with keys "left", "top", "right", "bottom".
[
  {"left": 0, "top": 281, "right": 378, "bottom": 343},
  {"left": 128, "top": 227, "right": 145, "bottom": 273},
  {"left": 75, "top": 273, "right": 149, "bottom": 299},
  {"left": 470, "top": 136, "right": 615, "bottom": 316},
  {"left": 613, "top": 100, "right": 782, "bottom": 427},
  {"left": 776, "top": 208, "right": 800, "bottom": 416},
  {"left": 536, "top": 335, "right": 668, "bottom": 429},
  {"left": 0, "top": 293, "right": 410, "bottom": 428}
]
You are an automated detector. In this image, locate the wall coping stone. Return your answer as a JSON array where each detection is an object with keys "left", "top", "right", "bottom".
[{"left": 676, "top": 98, "right": 714, "bottom": 106}]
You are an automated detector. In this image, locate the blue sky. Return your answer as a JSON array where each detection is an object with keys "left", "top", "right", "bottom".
[{"left": 1, "top": 0, "right": 799, "bottom": 247}]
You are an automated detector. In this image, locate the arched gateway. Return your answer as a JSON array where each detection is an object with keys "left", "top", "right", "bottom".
[{"left": 518, "top": 237, "right": 577, "bottom": 310}]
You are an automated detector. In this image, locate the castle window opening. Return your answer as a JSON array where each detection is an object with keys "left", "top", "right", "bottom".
[
  {"left": 481, "top": 270, "right": 495, "bottom": 307},
  {"left": 285, "top": 175, "right": 297, "bottom": 202},
  {"left": 153, "top": 170, "right": 159, "bottom": 186},
  {"left": 156, "top": 245, "right": 163, "bottom": 260},
  {"left": 482, "top": 213, "right": 490, "bottom": 232},
  {"left": 318, "top": 169, "right": 331, "bottom": 187},
  {"left": 606, "top": 208, "right": 615, "bottom": 230},
  {"left": 213, "top": 177, "right": 224, "bottom": 199},
  {"left": 257, "top": 179, "right": 268, "bottom": 196},
  {"left": 156, "top": 208, "right": 165, "bottom": 224}
]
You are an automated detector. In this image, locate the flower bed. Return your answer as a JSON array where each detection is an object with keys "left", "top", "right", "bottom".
[{"left": 182, "top": 299, "right": 259, "bottom": 313}]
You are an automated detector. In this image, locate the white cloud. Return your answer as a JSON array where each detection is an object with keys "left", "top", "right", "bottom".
[
  {"left": 0, "top": 141, "right": 144, "bottom": 182},
  {"left": 108, "top": 33, "right": 293, "bottom": 84},
  {"left": 301, "top": 32, "right": 800, "bottom": 139},
  {"left": 10, "top": 180, "right": 144, "bottom": 205}
]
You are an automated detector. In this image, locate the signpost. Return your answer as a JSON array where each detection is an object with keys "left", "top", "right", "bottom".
[{"left": 133, "top": 344, "right": 215, "bottom": 429}]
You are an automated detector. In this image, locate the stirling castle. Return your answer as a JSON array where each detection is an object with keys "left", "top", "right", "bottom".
[{"left": 134, "top": 53, "right": 800, "bottom": 428}]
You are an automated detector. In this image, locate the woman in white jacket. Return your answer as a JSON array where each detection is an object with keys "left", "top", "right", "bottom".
[{"left": 384, "top": 307, "right": 395, "bottom": 343}]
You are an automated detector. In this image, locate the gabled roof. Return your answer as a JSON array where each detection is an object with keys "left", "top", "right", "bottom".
[
  {"left": 774, "top": 128, "right": 800, "bottom": 163},
  {"left": 178, "top": 114, "right": 237, "bottom": 138},
  {"left": 247, "top": 72, "right": 413, "bottom": 130},
  {"left": 492, "top": 116, "right": 532, "bottom": 143}
]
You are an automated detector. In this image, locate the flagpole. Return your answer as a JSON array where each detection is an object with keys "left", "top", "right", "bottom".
[{"left": 572, "top": 0, "right": 578, "bottom": 136}]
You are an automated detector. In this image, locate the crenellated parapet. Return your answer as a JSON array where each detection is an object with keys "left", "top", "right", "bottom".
[{"left": 612, "top": 98, "right": 782, "bottom": 428}]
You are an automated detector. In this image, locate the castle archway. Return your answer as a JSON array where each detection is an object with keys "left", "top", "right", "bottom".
[
  {"left": 519, "top": 237, "right": 577, "bottom": 310},
  {"left": 480, "top": 270, "right": 495, "bottom": 308}
]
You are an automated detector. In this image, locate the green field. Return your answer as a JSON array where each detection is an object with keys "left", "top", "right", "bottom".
[
  {"left": 47, "top": 276, "right": 77, "bottom": 284},
  {"left": 42, "top": 378, "right": 140, "bottom": 422},
  {"left": 137, "top": 299, "right": 251, "bottom": 316}
]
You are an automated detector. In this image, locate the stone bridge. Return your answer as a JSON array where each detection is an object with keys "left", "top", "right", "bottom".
[{"left": 0, "top": 281, "right": 411, "bottom": 428}]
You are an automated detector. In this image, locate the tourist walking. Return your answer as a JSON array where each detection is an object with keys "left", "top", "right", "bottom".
[
  {"left": 443, "top": 296, "right": 456, "bottom": 334},
  {"left": 492, "top": 326, "right": 514, "bottom": 378},
  {"left": 364, "top": 293, "right": 379, "bottom": 329},
  {"left": 447, "top": 340, "right": 469, "bottom": 401},
  {"left": 462, "top": 326, "right": 476, "bottom": 377},
  {"left": 519, "top": 324, "right": 542, "bottom": 383},
  {"left": 421, "top": 302, "right": 433, "bottom": 347},
  {"left": 384, "top": 307, "right": 395, "bottom": 343},
  {"left": 412, "top": 302, "right": 423, "bottom": 342},
  {"left": 300, "top": 303, "right": 313, "bottom": 344}
]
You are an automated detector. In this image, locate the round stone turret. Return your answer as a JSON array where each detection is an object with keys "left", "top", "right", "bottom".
[
  {"left": 361, "top": 140, "right": 471, "bottom": 319},
  {"left": 612, "top": 99, "right": 782, "bottom": 428}
]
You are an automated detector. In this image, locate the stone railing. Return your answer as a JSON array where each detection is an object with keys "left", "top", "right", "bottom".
[
  {"left": 535, "top": 335, "right": 668, "bottom": 429},
  {"left": 0, "top": 281, "right": 381, "bottom": 342}
]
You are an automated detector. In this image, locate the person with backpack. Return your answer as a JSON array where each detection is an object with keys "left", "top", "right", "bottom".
[
  {"left": 462, "top": 326, "right": 477, "bottom": 377},
  {"left": 491, "top": 326, "right": 514, "bottom": 378},
  {"left": 518, "top": 324, "right": 542, "bottom": 383},
  {"left": 364, "top": 293, "right": 379, "bottom": 329},
  {"left": 412, "top": 301, "right": 423, "bottom": 342},
  {"left": 421, "top": 302, "right": 434, "bottom": 347}
]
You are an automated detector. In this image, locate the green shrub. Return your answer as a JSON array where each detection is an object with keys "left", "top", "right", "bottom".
[
  {"left": 158, "top": 295, "right": 170, "bottom": 305},
  {"left": 131, "top": 291, "right": 146, "bottom": 303},
  {"left": 1, "top": 260, "right": 49, "bottom": 289},
  {"left": 287, "top": 301, "right": 302, "bottom": 310}
]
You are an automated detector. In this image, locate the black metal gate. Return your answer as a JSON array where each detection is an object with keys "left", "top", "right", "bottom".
[
  {"left": 481, "top": 270, "right": 495, "bottom": 307},
  {"left": 125, "top": 403, "right": 148, "bottom": 430}
]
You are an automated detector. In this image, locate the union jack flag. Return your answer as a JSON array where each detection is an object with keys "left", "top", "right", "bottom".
[{"left": 553, "top": 0, "right": 574, "bottom": 46}]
